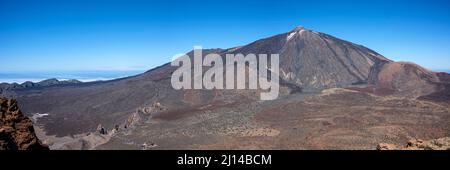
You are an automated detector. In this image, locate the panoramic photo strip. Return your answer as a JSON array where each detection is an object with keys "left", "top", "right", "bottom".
[{"left": 1, "top": 0, "right": 449, "bottom": 169}]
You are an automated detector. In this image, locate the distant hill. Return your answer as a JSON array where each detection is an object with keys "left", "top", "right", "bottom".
[{"left": 0, "top": 78, "right": 81, "bottom": 96}]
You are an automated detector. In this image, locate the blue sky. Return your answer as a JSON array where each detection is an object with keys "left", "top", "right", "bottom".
[{"left": 1, "top": 0, "right": 450, "bottom": 73}]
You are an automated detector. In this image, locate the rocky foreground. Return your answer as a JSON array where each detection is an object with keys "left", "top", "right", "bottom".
[
  {"left": 377, "top": 137, "right": 450, "bottom": 150},
  {"left": 0, "top": 97, "right": 48, "bottom": 150}
]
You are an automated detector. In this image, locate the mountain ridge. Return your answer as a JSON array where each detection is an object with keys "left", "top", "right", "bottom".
[{"left": 0, "top": 78, "right": 81, "bottom": 92}]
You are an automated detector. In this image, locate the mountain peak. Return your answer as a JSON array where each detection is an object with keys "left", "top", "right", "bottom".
[
  {"left": 291, "top": 26, "right": 305, "bottom": 32},
  {"left": 286, "top": 26, "right": 309, "bottom": 41}
]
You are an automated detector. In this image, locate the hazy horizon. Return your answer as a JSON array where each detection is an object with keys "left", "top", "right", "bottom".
[
  {"left": 1, "top": 67, "right": 449, "bottom": 84},
  {"left": 0, "top": 70, "right": 145, "bottom": 84}
]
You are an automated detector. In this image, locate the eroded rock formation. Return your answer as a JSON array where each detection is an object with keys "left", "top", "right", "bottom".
[{"left": 0, "top": 97, "right": 49, "bottom": 150}]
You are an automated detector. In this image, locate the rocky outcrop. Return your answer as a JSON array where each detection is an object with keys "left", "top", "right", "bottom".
[
  {"left": 377, "top": 137, "right": 450, "bottom": 150},
  {"left": 137, "top": 102, "right": 166, "bottom": 115},
  {"left": 376, "top": 143, "right": 397, "bottom": 150},
  {"left": 0, "top": 97, "right": 49, "bottom": 150},
  {"left": 123, "top": 102, "right": 167, "bottom": 129}
]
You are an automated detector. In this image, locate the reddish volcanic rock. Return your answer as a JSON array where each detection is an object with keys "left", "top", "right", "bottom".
[
  {"left": 368, "top": 62, "right": 439, "bottom": 97},
  {"left": 0, "top": 97, "right": 49, "bottom": 150}
]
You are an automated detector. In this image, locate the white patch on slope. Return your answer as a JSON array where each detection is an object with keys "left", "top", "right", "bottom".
[
  {"left": 31, "top": 113, "right": 50, "bottom": 121},
  {"left": 287, "top": 31, "right": 297, "bottom": 41},
  {"left": 287, "top": 29, "right": 308, "bottom": 41},
  {"left": 228, "top": 46, "right": 242, "bottom": 52},
  {"left": 298, "top": 29, "right": 306, "bottom": 35}
]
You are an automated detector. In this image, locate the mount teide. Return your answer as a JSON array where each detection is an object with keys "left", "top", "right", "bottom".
[
  {"left": 1, "top": 26, "right": 449, "bottom": 149},
  {"left": 221, "top": 26, "right": 391, "bottom": 89}
]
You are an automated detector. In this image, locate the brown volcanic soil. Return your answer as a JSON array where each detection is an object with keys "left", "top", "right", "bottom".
[
  {"left": 96, "top": 65, "right": 450, "bottom": 149},
  {"left": 418, "top": 83, "right": 450, "bottom": 105},
  {"left": 96, "top": 88, "right": 450, "bottom": 150}
]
